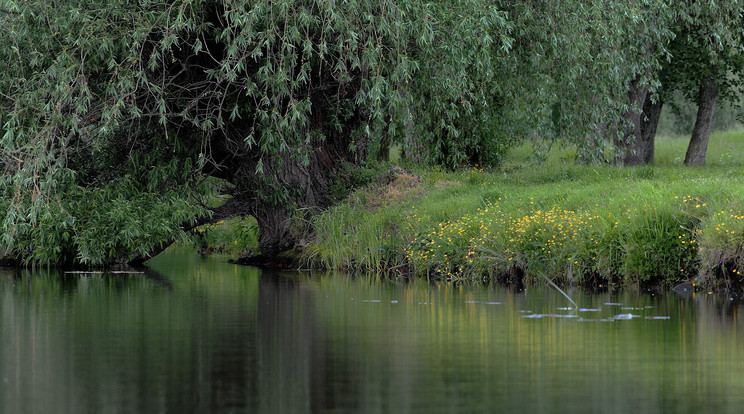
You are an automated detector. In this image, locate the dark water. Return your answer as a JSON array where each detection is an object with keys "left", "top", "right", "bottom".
[{"left": 2, "top": 249, "right": 744, "bottom": 413}]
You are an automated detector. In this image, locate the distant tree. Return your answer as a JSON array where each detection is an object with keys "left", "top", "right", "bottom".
[
  {"left": 607, "top": 1, "right": 676, "bottom": 166},
  {"left": 490, "top": 0, "right": 675, "bottom": 165},
  {"left": 678, "top": 3, "right": 744, "bottom": 166},
  {"left": 639, "top": 1, "right": 744, "bottom": 165}
]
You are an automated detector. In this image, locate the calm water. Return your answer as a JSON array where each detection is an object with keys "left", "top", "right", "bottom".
[{"left": 2, "top": 249, "right": 744, "bottom": 413}]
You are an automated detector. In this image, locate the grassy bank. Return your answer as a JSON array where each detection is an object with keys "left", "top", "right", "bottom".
[{"left": 305, "top": 131, "right": 744, "bottom": 290}]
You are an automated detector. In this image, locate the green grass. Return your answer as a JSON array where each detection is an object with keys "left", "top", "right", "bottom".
[
  {"left": 182, "top": 216, "right": 259, "bottom": 258},
  {"left": 655, "top": 131, "right": 744, "bottom": 167},
  {"left": 306, "top": 131, "right": 744, "bottom": 290}
]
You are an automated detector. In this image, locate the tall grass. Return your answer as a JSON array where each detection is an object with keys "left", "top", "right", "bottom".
[{"left": 308, "top": 131, "right": 744, "bottom": 290}]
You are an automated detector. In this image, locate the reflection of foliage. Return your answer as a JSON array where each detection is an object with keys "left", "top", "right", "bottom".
[
  {"left": 302, "top": 275, "right": 744, "bottom": 412},
  {"left": 6, "top": 254, "right": 744, "bottom": 412},
  {"left": 1, "top": 251, "right": 261, "bottom": 413}
]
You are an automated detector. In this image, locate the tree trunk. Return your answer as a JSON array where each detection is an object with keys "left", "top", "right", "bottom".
[
  {"left": 377, "top": 133, "right": 390, "bottom": 162},
  {"left": 249, "top": 140, "right": 351, "bottom": 257},
  {"left": 400, "top": 85, "right": 425, "bottom": 164},
  {"left": 685, "top": 76, "right": 719, "bottom": 166},
  {"left": 615, "top": 75, "right": 649, "bottom": 166},
  {"left": 245, "top": 103, "right": 367, "bottom": 257},
  {"left": 640, "top": 95, "right": 663, "bottom": 165},
  {"left": 254, "top": 207, "right": 296, "bottom": 257}
]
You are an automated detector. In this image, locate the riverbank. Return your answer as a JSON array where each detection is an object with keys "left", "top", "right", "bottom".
[{"left": 305, "top": 132, "right": 744, "bottom": 291}]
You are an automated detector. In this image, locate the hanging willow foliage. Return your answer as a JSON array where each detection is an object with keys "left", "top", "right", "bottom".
[{"left": 0, "top": 0, "right": 511, "bottom": 264}]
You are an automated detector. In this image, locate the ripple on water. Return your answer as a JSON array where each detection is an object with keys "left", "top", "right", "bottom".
[
  {"left": 519, "top": 307, "right": 667, "bottom": 323},
  {"left": 610, "top": 313, "right": 641, "bottom": 320}
]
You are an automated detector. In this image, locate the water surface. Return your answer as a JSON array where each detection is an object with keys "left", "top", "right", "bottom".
[{"left": 2, "top": 249, "right": 744, "bottom": 413}]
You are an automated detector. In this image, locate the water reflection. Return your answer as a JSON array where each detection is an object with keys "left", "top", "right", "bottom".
[{"left": 2, "top": 250, "right": 744, "bottom": 413}]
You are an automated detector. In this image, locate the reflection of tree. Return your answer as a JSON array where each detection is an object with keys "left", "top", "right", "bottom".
[
  {"left": 256, "top": 273, "right": 307, "bottom": 412},
  {"left": 255, "top": 277, "right": 744, "bottom": 413},
  {"left": 256, "top": 272, "right": 353, "bottom": 413},
  {"left": 1, "top": 254, "right": 261, "bottom": 413},
  {"left": 6, "top": 258, "right": 744, "bottom": 413},
  {"left": 695, "top": 294, "right": 744, "bottom": 338}
]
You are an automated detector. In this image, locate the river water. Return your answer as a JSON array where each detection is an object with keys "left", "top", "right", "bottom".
[{"left": 2, "top": 248, "right": 744, "bottom": 413}]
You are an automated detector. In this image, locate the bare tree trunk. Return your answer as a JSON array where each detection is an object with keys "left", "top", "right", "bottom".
[
  {"left": 640, "top": 95, "right": 663, "bottom": 165},
  {"left": 615, "top": 75, "right": 649, "bottom": 165},
  {"left": 685, "top": 76, "right": 719, "bottom": 166}
]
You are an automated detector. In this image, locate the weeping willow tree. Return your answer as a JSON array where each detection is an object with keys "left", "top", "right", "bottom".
[
  {"left": 650, "top": 1, "right": 744, "bottom": 166},
  {"left": 492, "top": 0, "right": 677, "bottom": 165},
  {"left": 0, "top": 0, "right": 511, "bottom": 265}
]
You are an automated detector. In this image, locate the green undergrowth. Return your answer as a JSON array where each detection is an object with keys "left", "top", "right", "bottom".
[
  {"left": 181, "top": 216, "right": 259, "bottom": 258},
  {"left": 306, "top": 131, "right": 744, "bottom": 290}
]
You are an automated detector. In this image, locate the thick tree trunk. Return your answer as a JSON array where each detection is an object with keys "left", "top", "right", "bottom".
[
  {"left": 615, "top": 75, "right": 649, "bottom": 166},
  {"left": 249, "top": 140, "right": 352, "bottom": 257},
  {"left": 685, "top": 76, "right": 719, "bottom": 166},
  {"left": 640, "top": 95, "right": 663, "bottom": 165},
  {"left": 245, "top": 102, "right": 367, "bottom": 257},
  {"left": 254, "top": 207, "right": 296, "bottom": 257}
]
